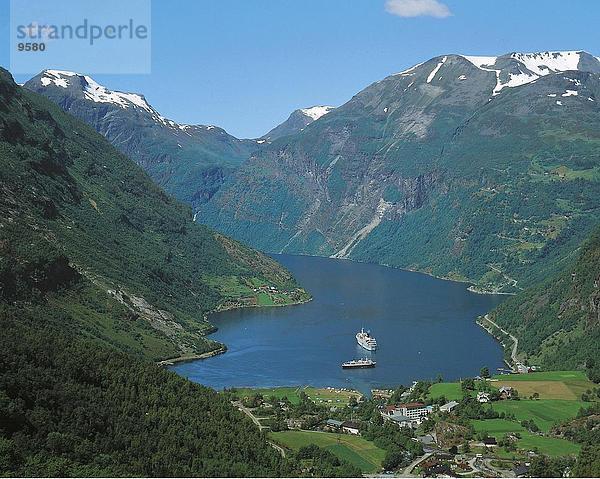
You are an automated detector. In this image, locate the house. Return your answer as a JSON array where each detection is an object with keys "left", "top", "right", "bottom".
[
  {"left": 483, "top": 436, "right": 498, "bottom": 447},
  {"left": 286, "top": 419, "right": 303, "bottom": 429},
  {"left": 513, "top": 463, "right": 530, "bottom": 477},
  {"left": 499, "top": 386, "right": 513, "bottom": 399},
  {"left": 416, "top": 434, "right": 435, "bottom": 446},
  {"left": 440, "top": 400, "right": 459, "bottom": 412},
  {"left": 384, "top": 412, "right": 414, "bottom": 429},
  {"left": 325, "top": 419, "right": 343, "bottom": 430},
  {"left": 477, "top": 392, "right": 491, "bottom": 403},
  {"left": 341, "top": 421, "right": 360, "bottom": 435},
  {"left": 423, "top": 463, "right": 452, "bottom": 477}
]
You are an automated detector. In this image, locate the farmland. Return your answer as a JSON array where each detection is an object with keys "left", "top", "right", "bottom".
[{"left": 270, "top": 430, "right": 385, "bottom": 473}]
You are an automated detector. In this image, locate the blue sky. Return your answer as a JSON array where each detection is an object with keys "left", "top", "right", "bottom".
[{"left": 1, "top": 0, "right": 598, "bottom": 138}]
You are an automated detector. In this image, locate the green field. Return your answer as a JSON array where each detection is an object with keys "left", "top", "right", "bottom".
[
  {"left": 270, "top": 430, "right": 385, "bottom": 473},
  {"left": 491, "top": 399, "right": 588, "bottom": 432},
  {"left": 428, "top": 382, "right": 465, "bottom": 401},
  {"left": 472, "top": 419, "right": 580, "bottom": 456},
  {"left": 228, "top": 386, "right": 361, "bottom": 406}
]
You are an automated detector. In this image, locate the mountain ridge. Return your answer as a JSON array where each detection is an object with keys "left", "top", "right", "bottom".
[
  {"left": 25, "top": 70, "right": 264, "bottom": 208},
  {"left": 198, "top": 50, "right": 600, "bottom": 296}
]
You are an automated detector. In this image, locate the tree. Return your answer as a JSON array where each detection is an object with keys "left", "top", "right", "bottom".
[
  {"left": 461, "top": 378, "right": 475, "bottom": 392},
  {"left": 371, "top": 410, "right": 383, "bottom": 426},
  {"left": 461, "top": 442, "right": 471, "bottom": 454},
  {"left": 480, "top": 367, "right": 490, "bottom": 379}
]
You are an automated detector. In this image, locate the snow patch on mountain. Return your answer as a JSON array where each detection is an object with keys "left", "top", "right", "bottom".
[
  {"left": 462, "top": 56, "right": 498, "bottom": 69},
  {"left": 300, "top": 106, "right": 335, "bottom": 121},
  {"left": 461, "top": 51, "right": 592, "bottom": 96},
  {"left": 562, "top": 90, "right": 578, "bottom": 97},
  {"left": 511, "top": 51, "right": 581, "bottom": 75},
  {"left": 427, "top": 56, "right": 447, "bottom": 83},
  {"left": 40, "top": 70, "right": 77, "bottom": 88}
]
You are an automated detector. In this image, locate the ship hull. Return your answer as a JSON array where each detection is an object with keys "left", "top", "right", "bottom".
[{"left": 342, "top": 363, "right": 376, "bottom": 369}]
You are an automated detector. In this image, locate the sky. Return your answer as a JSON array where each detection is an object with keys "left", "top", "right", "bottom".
[{"left": 1, "top": 0, "right": 599, "bottom": 138}]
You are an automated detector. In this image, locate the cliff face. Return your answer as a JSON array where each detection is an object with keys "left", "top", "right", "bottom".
[{"left": 199, "top": 52, "right": 600, "bottom": 293}]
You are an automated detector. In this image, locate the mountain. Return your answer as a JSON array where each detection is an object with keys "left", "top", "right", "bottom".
[
  {"left": 262, "top": 105, "right": 335, "bottom": 141},
  {"left": 490, "top": 226, "right": 600, "bottom": 370},
  {"left": 1, "top": 67, "right": 307, "bottom": 362},
  {"left": 24, "top": 70, "right": 263, "bottom": 208},
  {"left": 0, "top": 68, "right": 318, "bottom": 476},
  {"left": 198, "top": 51, "right": 600, "bottom": 294}
]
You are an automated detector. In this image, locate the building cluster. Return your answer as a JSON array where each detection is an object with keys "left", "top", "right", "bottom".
[{"left": 382, "top": 402, "right": 432, "bottom": 428}]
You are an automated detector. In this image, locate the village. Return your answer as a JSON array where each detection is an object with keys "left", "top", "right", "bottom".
[{"left": 225, "top": 369, "right": 598, "bottom": 477}]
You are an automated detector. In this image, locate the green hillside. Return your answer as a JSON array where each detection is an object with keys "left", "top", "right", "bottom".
[
  {"left": 491, "top": 227, "right": 600, "bottom": 370},
  {"left": 0, "top": 68, "right": 308, "bottom": 361},
  {"left": 0, "top": 69, "right": 323, "bottom": 477}
]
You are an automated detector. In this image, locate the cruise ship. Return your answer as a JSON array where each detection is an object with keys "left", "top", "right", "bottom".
[
  {"left": 356, "top": 328, "right": 377, "bottom": 351},
  {"left": 342, "top": 358, "right": 376, "bottom": 369}
]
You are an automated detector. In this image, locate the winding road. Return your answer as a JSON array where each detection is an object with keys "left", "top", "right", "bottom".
[{"left": 482, "top": 314, "right": 519, "bottom": 367}]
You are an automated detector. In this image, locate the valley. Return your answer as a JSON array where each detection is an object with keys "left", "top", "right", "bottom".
[{"left": 2, "top": 42, "right": 600, "bottom": 478}]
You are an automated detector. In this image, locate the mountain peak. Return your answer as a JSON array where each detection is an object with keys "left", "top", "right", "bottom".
[
  {"left": 38, "top": 69, "right": 157, "bottom": 115},
  {"left": 391, "top": 50, "right": 600, "bottom": 97},
  {"left": 299, "top": 105, "right": 335, "bottom": 121},
  {"left": 262, "top": 105, "right": 336, "bottom": 141}
]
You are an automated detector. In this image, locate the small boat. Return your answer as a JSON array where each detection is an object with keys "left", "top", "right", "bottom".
[{"left": 342, "top": 358, "right": 376, "bottom": 369}]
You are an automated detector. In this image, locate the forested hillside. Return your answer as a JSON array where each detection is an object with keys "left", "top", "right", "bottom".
[
  {"left": 0, "top": 67, "right": 307, "bottom": 361},
  {"left": 491, "top": 227, "right": 600, "bottom": 371},
  {"left": 0, "top": 68, "right": 340, "bottom": 477}
]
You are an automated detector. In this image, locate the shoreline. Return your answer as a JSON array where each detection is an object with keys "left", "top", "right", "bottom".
[
  {"left": 278, "top": 252, "right": 517, "bottom": 296},
  {"left": 157, "top": 347, "right": 227, "bottom": 366},
  {"left": 158, "top": 291, "right": 312, "bottom": 367}
]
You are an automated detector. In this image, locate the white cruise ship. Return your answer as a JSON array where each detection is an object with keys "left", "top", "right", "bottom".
[{"left": 356, "top": 328, "right": 377, "bottom": 351}]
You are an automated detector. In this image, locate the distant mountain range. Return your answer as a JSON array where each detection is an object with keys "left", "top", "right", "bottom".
[
  {"left": 198, "top": 51, "right": 600, "bottom": 296},
  {"left": 25, "top": 70, "right": 265, "bottom": 208}
]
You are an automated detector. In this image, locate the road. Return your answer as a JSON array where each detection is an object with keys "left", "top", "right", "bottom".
[
  {"left": 233, "top": 401, "right": 267, "bottom": 431},
  {"left": 233, "top": 401, "right": 287, "bottom": 457},
  {"left": 401, "top": 452, "right": 433, "bottom": 476},
  {"left": 482, "top": 314, "right": 519, "bottom": 367}
]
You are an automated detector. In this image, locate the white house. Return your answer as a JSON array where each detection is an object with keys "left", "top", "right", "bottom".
[
  {"left": 477, "top": 392, "right": 491, "bottom": 403},
  {"left": 341, "top": 421, "right": 360, "bottom": 435},
  {"left": 440, "top": 400, "right": 459, "bottom": 412}
]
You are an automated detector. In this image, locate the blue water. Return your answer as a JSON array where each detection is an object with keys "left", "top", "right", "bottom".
[{"left": 173, "top": 255, "right": 505, "bottom": 394}]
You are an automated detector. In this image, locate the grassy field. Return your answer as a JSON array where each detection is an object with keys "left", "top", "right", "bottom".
[
  {"left": 270, "top": 430, "right": 385, "bottom": 473},
  {"left": 228, "top": 386, "right": 361, "bottom": 406},
  {"left": 492, "top": 370, "right": 594, "bottom": 400},
  {"left": 491, "top": 399, "right": 588, "bottom": 432},
  {"left": 471, "top": 419, "right": 581, "bottom": 456},
  {"left": 428, "top": 382, "right": 464, "bottom": 401}
]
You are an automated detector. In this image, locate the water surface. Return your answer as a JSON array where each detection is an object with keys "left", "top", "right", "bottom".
[{"left": 173, "top": 255, "right": 505, "bottom": 394}]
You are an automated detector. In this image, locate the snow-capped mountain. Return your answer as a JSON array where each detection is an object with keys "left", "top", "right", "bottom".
[
  {"left": 26, "top": 70, "right": 264, "bottom": 206},
  {"left": 262, "top": 105, "right": 335, "bottom": 141},
  {"left": 200, "top": 50, "right": 600, "bottom": 296},
  {"left": 396, "top": 50, "right": 600, "bottom": 97}
]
